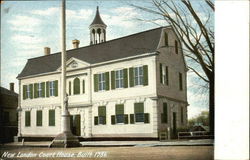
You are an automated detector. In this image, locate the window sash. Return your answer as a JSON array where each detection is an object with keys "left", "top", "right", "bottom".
[
  {"left": 115, "top": 70, "right": 124, "bottom": 88},
  {"left": 49, "top": 81, "right": 55, "bottom": 96},
  {"left": 98, "top": 73, "right": 106, "bottom": 91},
  {"left": 135, "top": 113, "right": 144, "bottom": 122},
  {"left": 116, "top": 114, "right": 124, "bottom": 123},
  {"left": 98, "top": 116, "right": 106, "bottom": 124},
  {"left": 179, "top": 73, "right": 183, "bottom": 90},
  {"left": 134, "top": 67, "right": 143, "bottom": 86},
  {"left": 26, "top": 85, "right": 30, "bottom": 99},
  {"left": 38, "top": 83, "right": 42, "bottom": 97}
]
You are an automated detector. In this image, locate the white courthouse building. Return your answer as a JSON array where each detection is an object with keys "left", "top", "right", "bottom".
[{"left": 17, "top": 7, "right": 188, "bottom": 141}]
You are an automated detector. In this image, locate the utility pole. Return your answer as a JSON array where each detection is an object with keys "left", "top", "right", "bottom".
[{"left": 50, "top": 0, "right": 80, "bottom": 148}]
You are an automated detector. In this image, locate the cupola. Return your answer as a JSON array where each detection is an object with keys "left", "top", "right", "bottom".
[{"left": 89, "top": 6, "right": 107, "bottom": 45}]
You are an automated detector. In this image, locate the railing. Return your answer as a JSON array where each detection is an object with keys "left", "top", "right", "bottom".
[{"left": 178, "top": 131, "right": 213, "bottom": 139}]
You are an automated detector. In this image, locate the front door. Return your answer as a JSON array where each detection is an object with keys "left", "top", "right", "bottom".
[{"left": 70, "top": 115, "right": 81, "bottom": 136}]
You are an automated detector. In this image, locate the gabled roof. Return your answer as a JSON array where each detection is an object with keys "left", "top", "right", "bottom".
[
  {"left": 90, "top": 6, "right": 106, "bottom": 26},
  {"left": 0, "top": 87, "right": 18, "bottom": 97},
  {"left": 17, "top": 27, "right": 165, "bottom": 79}
]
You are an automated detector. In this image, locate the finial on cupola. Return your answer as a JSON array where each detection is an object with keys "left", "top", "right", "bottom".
[{"left": 89, "top": 6, "right": 107, "bottom": 45}]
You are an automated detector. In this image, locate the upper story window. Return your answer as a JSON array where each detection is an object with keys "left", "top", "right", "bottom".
[
  {"left": 73, "top": 77, "right": 80, "bottom": 95},
  {"left": 134, "top": 66, "right": 143, "bottom": 86},
  {"left": 175, "top": 40, "right": 178, "bottom": 54},
  {"left": 115, "top": 70, "right": 124, "bottom": 88},
  {"left": 94, "top": 72, "right": 109, "bottom": 92},
  {"left": 69, "top": 81, "right": 71, "bottom": 95},
  {"left": 129, "top": 65, "right": 148, "bottom": 87},
  {"left": 98, "top": 73, "right": 106, "bottom": 91},
  {"left": 38, "top": 83, "right": 42, "bottom": 97},
  {"left": 179, "top": 72, "right": 183, "bottom": 91},
  {"left": 165, "top": 32, "right": 169, "bottom": 46},
  {"left": 160, "top": 64, "right": 169, "bottom": 86},
  {"left": 111, "top": 69, "right": 128, "bottom": 90},
  {"left": 49, "top": 81, "right": 55, "bottom": 96},
  {"left": 26, "top": 85, "right": 30, "bottom": 99},
  {"left": 165, "top": 66, "right": 169, "bottom": 85}
]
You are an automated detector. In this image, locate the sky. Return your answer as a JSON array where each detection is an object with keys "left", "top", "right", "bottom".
[{"left": 0, "top": 0, "right": 212, "bottom": 119}]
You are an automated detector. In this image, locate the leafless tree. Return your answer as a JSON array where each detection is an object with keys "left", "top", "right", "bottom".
[{"left": 131, "top": 0, "right": 215, "bottom": 134}]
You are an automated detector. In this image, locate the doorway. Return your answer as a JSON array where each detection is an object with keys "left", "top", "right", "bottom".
[
  {"left": 70, "top": 114, "right": 81, "bottom": 136},
  {"left": 172, "top": 112, "right": 177, "bottom": 138}
]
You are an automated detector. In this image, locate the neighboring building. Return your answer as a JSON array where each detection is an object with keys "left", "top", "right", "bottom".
[
  {"left": 0, "top": 83, "right": 18, "bottom": 143},
  {"left": 17, "top": 7, "right": 188, "bottom": 141}
]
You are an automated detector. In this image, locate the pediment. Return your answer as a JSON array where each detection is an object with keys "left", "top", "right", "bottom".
[{"left": 57, "top": 57, "right": 90, "bottom": 71}]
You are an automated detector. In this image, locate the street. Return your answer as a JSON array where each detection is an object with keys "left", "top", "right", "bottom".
[{"left": 0, "top": 146, "right": 213, "bottom": 160}]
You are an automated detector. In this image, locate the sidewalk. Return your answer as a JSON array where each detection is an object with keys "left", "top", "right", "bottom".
[{"left": 1, "top": 139, "right": 213, "bottom": 148}]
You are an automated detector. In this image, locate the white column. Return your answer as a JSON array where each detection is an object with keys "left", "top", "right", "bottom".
[{"left": 61, "top": 0, "right": 70, "bottom": 133}]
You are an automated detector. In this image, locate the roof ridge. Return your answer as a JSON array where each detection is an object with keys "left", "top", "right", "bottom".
[{"left": 27, "top": 26, "right": 168, "bottom": 61}]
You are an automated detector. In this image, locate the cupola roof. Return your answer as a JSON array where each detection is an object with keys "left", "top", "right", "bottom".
[{"left": 90, "top": 6, "right": 106, "bottom": 26}]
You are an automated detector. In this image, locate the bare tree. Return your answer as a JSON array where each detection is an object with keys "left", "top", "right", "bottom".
[{"left": 131, "top": 0, "right": 214, "bottom": 134}]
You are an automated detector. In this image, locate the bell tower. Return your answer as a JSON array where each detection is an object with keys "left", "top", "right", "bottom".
[{"left": 89, "top": 6, "right": 107, "bottom": 45}]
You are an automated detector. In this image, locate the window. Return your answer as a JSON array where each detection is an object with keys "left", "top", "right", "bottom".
[
  {"left": 49, "top": 110, "right": 55, "bottom": 126},
  {"left": 49, "top": 81, "right": 55, "bottom": 96},
  {"left": 94, "top": 72, "right": 109, "bottom": 92},
  {"left": 179, "top": 73, "right": 183, "bottom": 90},
  {"left": 46, "top": 81, "right": 58, "bottom": 97},
  {"left": 111, "top": 69, "right": 128, "bottom": 90},
  {"left": 98, "top": 106, "right": 106, "bottom": 125},
  {"left": 82, "top": 80, "right": 85, "bottom": 94},
  {"left": 134, "top": 66, "right": 143, "bottom": 86},
  {"left": 115, "top": 70, "right": 124, "bottom": 88},
  {"left": 165, "top": 32, "right": 168, "bottom": 46},
  {"left": 98, "top": 73, "right": 106, "bottom": 91},
  {"left": 165, "top": 66, "right": 169, "bottom": 85},
  {"left": 23, "top": 84, "right": 33, "bottom": 99},
  {"left": 175, "top": 40, "right": 178, "bottom": 54},
  {"left": 36, "top": 110, "right": 42, "bottom": 126},
  {"left": 69, "top": 81, "right": 71, "bottom": 95},
  {"left": 38, "top": 83, "right": 42, "bottom": 97},
  {"left": 160, "top": 63, "right": 163, "bottom": 84},
  {"left": 115, "top": 104, "right": 124, "bottom": 123},
  {"left": 25, "top": 111, "right": 31, "bottom": 127},
  {"left": 73, "top": 77, "right": 80, "bottom": 95},
  {"left": 129, "top": 65, "right": 148, "bottom": 87},
  {"left": 134, "top": 103, "right": 144, "bottom": 122},
  {"left": 161, "top": 103, "right": 168, "bottom": 123},
  {"left": 27, "top": 85, "right": 30, "bottom": 99}
]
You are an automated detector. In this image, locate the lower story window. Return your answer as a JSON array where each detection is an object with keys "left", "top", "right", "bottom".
[
  {"left": 134, "top": 103, "right": 144, "bottom": 122},
  {"left": 95, "top": 106, "right": 106, "bottom": 125},
  {"left": 49, "top": 110, "right": 55, "bottom": 126},
  {"left": 25, "top": 111, "right": 31, "bottom": 127},
  {"left": 99, "top": 116, "right": 106, "bottom": 124},
  {"left": 116, "top": 114, "right": 124, "bottom": 123},
  {"left": 135, "top": 113, "right": 144, "bottom": 122}
]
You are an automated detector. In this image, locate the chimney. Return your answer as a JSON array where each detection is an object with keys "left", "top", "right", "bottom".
[
  {"left": 9, "top": 83, "right": 14, "bottom": 92},
  {"left": 72, "top": 39, "right": 80, "bottom": 49},
  {"left": 44, "top": 47, "right": 51, "bottom": 55}
]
